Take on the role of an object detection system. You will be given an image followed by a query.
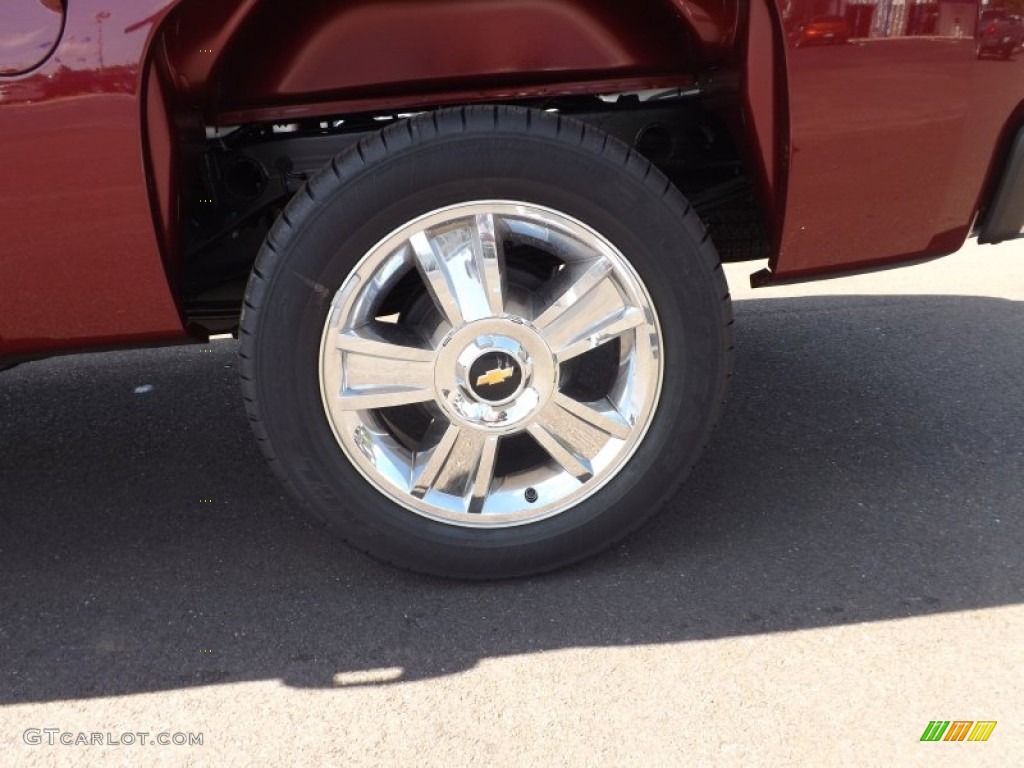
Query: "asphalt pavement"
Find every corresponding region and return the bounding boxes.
[1,239,1022,766]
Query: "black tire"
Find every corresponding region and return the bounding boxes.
[238,105,733,579]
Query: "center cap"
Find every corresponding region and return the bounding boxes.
[434,318,557,433]
[469,352,523,403]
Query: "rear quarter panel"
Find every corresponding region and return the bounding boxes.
[770,0,1024,278]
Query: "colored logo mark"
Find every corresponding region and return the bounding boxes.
[476,366,515,387]
[920,721,996,742]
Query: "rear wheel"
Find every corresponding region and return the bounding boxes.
[239,106,733,578]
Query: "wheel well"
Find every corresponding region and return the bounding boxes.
[175,95,770,335]
[159,0,718,123]
[145,1,773,336]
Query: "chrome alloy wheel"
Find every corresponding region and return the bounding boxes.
[319,201,663,528]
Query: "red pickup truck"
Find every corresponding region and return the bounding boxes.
[2,1,1022,577]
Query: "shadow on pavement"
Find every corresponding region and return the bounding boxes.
[1,294,1021,703]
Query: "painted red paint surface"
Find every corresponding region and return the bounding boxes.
[165,0,706,118]
[0,1,184,358]
[771,0,1024,277]
[0,0,1020,360]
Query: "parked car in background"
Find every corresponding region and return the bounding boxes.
[978,8,1024,58]
[2,0,1022,578]
[793,16,850,47]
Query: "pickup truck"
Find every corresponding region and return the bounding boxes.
[2,0,1022,578]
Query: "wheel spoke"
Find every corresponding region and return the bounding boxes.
[527,422,594,483]
[411,425,498,510]
[473,213,507,318]
[533,259,613,328]
[528,394,630,481]
[551,307,645,363]
[468,435,500,514]
[550,392,632,441]
[534,261,645,362]
[411,423,461,499]
[410,214,505,327]
[334,324,435,410]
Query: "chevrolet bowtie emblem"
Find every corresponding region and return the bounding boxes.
[476,366,515,387]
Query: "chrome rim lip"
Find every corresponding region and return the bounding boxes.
[318,201,664,529]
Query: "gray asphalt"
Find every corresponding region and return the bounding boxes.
[1,242,1022,766]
